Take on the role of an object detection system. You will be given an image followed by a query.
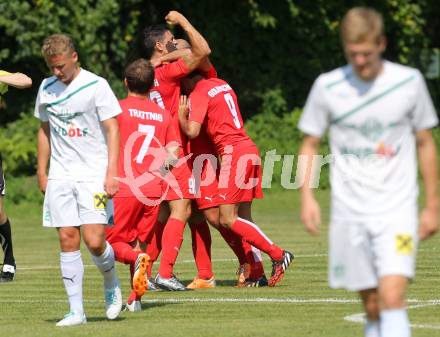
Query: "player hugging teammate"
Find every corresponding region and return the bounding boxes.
[33,10,295,325]
[107,10,295,310]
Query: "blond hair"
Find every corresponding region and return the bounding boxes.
[41,34,76,58]
[340,7,384,44]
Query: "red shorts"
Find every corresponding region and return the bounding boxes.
[106,196,160,244]
[164,162,196,201]
[217,143,263,204]
[192,155,220,210]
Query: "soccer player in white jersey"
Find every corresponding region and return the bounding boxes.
[298,7,438,337]
[0,70,32,282]
[34,34,123,326]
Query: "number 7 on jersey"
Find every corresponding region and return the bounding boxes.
[136,124,156,164]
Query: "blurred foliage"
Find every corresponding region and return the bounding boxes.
[0,0,439,180]
[0,112,39,175]
[3,175,42,205]
[245,101,331,189]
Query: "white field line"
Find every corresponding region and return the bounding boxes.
[0,297,360,304]
[344,301,440,330]
[3,296,440,329]
[2,297,440,305]
[17,254,328,271]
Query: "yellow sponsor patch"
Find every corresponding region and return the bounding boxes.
[395,234,413,255]
[93,193,108,209]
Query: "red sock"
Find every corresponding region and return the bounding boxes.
[158,218,186,278]
[217,225,248,264]
[146,221,165,278]
[111,242,141,265]
[190,222,213,279]
[127,289,141,304]
[245,244,265,279]
[231,217,283,261]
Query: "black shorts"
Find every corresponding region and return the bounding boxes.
[0,154,5,196]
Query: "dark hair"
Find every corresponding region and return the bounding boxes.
[124,59,154,94]
[143,24,169,59]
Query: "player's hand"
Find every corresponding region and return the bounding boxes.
[300,194,321,235]
[37,173,48,194]
[178,95,189,120]
[165,11,187,26]
[419,207,439,240]
[104,174,119,198]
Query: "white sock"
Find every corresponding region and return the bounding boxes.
[380,308,410,337]
[364,319,380,337]
[90,241,118,289]
[60,251,84,314]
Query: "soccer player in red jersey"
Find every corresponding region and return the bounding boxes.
[184,108,268,288]
[142,11,212,290]
[165,39,267,288]
[179,75,294,287]
[106,59,180,310]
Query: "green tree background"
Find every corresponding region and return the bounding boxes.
[0,0,439,178]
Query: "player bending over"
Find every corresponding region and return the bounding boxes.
[179,73,294,287]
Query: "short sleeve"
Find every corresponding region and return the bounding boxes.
[188,90,209,124]
[160,59,191,81]
[298,76,330,137]
[34,81,49,122]
[94,78,122,121]
[410,70,438,131]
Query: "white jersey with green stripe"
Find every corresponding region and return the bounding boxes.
[299,60,438,220]
[34,68,121,180]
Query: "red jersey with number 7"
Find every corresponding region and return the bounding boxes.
[116,96,180,198]
[188,78,253,155]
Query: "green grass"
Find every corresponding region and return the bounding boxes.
[1,189,439,337]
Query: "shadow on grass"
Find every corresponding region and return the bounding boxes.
[45,316,126,323]
[180,279,238,287]
[140,302,180,310]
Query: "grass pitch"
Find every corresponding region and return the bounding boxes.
[1,189,439,337]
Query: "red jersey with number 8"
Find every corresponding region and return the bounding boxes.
[117,96,179,198]
[188,78,252,155]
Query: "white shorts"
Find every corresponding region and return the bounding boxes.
[329,213,418,291]
[43,179,111,227]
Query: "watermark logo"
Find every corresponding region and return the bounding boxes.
[116,133,399,206]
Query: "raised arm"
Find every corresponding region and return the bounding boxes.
[37,122,50,193]
[165,11,211,72]
[153,48,191,67]
[416,129,439,240]
[0,72,32,89]
[102,117,120,198]
[298,135,322,235]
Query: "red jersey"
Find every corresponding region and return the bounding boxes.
[117,96,179,198]
[188,78,252,155]
[149,59,190,154]
[149,58,190,116]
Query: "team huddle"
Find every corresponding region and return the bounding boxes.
[33,10,293,326]
[0,6,438,337]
